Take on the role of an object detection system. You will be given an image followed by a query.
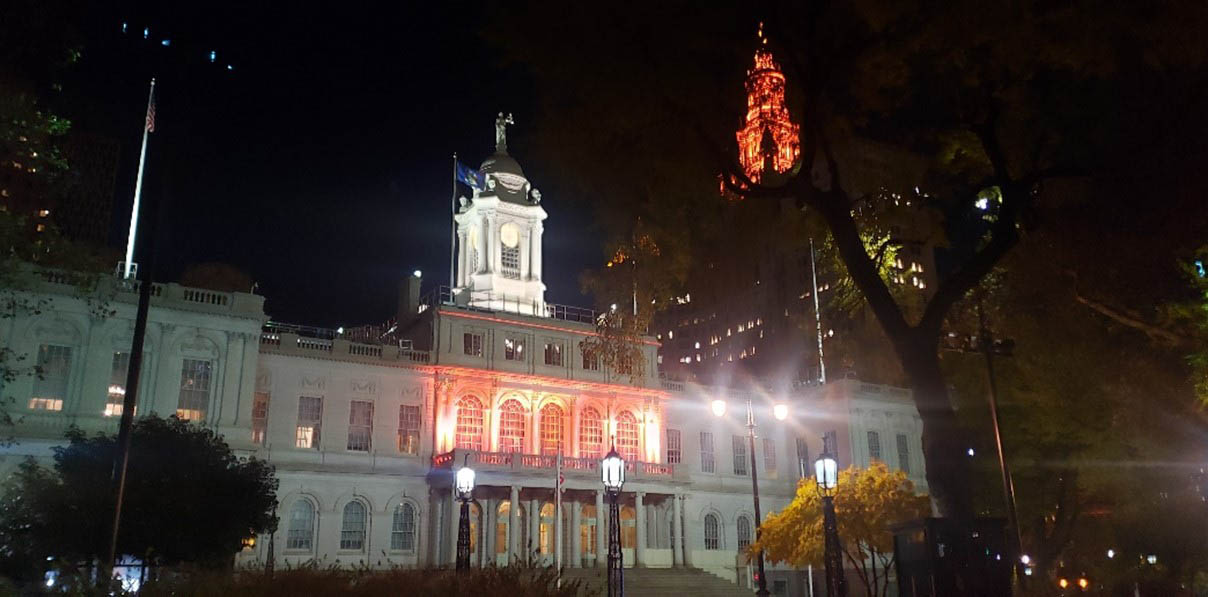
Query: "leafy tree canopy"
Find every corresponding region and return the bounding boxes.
[0,416,278,583]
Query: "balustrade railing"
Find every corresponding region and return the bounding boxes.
[432,449,673,477]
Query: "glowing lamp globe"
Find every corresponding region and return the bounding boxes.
[814,450,839,496]
[710,399,727,417]
[601,446,625,492]
[773,403,789,421]
[455,464,476,500]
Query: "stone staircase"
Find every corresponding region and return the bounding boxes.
[559,567,752,597]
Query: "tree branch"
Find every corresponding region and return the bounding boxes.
[1073,292,1192,346]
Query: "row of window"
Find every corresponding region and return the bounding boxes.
[286,499,417,552]
[867,430,913,474]
[27,344,215,422]
[463,333,623,372]
[251,393,423,453]
[282,497,754,556]
[453,397,640,460]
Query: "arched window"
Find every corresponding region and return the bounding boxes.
[285,499,315,551]
[704,513,721,550]
[580,407,603,458]
[498,399,526,453]
[616,411,639,462]
[540,403,564,455]
[340,501,367,551]
[456,396,484,450]
[581,504,597,555]
[620,505,637,548]
[539,502,556,554]
[736,515,752,551]
[391,503,417,551]
[496,501,511,555]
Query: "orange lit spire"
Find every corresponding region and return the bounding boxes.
[735,23,800,183]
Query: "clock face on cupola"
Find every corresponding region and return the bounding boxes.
[451,113,549,315]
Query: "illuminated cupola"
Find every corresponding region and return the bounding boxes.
[735,23,801,183]
[452,113,548,314]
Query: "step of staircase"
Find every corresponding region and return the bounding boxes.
[559,567,753,597]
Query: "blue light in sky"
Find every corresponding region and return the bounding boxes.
[161,39,170,47]
[226,64,234,71]
[143,27,149,39]
[209,50,217,63]
[121,22,127,34]
[1196,260,1205,278]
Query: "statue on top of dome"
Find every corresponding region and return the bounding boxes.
[495,112,515,153]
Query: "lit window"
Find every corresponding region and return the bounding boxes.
[668,330,674,339]
[867,430,882,462]
[500,223,521,279]
[398,404,421,454]
[580,407,603,458]
[763,437,776,472]
[29,345,70,410]
[176,359,213,421]
[616,411,640,461]
[252,391,270,445]
[37,209,49,217]
[35,223,45,232]
[737,515,752,551]
[666,428,682,464]
[285,499,315,550]
[498,399,526,453]
[505,337,526,361]
[897,433,911,475]
[295,396,323,449]
[391,503,417,551]
[704,513,720,550]
[455,396,484,450]
[340,501,367,551]
[539,403,564,455]
[700,431,715,473]
[581,346,600,371]
[544,341,563,366]
[463,332,483,357]
[347,400,374,451]
[105,351,130,416]
[733,435,748,476]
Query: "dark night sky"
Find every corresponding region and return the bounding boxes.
[64,3,600,328]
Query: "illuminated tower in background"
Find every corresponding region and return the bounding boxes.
[735,23,800,183]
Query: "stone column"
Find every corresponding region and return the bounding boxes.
[532,223,543,281]
[528,498,540,561]
[567,497,582,567]
[483,498,495,567]
[456,228,468,287]
[485,214,497,274]
[671,493,683,567]
[447,490,460,567]
[509,486,520,562]
[570,398,581,457]
[634,491,646,567]
[678,495,691,567]
[595,490,606,568]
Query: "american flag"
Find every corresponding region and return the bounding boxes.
[145,95,156,132]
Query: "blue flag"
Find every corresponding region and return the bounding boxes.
[456,161,484,191]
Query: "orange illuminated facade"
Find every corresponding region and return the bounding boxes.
[735,23,800,183]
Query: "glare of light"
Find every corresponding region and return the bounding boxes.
[143,27,149,39]
[161,39,170,47]
[1196,260,1205,278]
[773,403,789,421]
[610,304,617,312]
[336,327,344,335]
[975,197,990,210]
[210,50,217,63]
[1146,554,1158,565]
[108,385,125,396]
[1058,578,1068,589]
[413,269,422,278]
[967,448,976,457]
[1078,578,1089,589]
[226,64,234,71]
[1024,567,1033,576]
[121,22,128,33]
[1107,549,1115,559]
[711,399,727,417]
[1019,554,1031,565]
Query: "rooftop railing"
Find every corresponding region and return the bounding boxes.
[421,286,598,324]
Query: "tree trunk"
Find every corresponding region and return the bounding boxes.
[901,333,974,521]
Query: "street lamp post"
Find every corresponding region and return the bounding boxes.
[455,457,476,571]
[601,446,626,597]
[714,398,787,597]
[815,442,847,597]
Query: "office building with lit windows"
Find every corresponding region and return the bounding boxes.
[0,123,926,595]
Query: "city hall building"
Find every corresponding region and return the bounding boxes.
[0,125,926,594]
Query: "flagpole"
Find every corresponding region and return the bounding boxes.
[450,152,458,292]
[122,78,155,280]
